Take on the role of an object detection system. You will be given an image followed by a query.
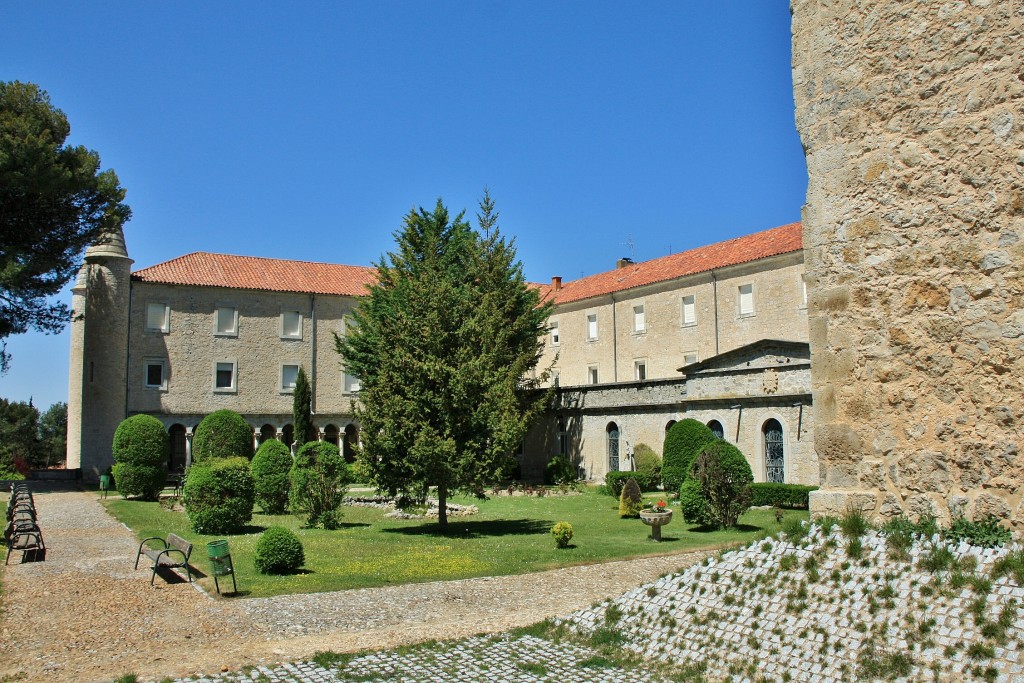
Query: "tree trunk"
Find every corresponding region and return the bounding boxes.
[437,482,448,529]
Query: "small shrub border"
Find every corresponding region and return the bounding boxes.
[750,483,818,510]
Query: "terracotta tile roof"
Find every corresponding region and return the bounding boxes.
[540,222,802,305]
[132,252,377,296]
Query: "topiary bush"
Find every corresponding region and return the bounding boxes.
[618,477,644,518]
[191,409,254,463]
[750,483,818,509]
[551,521,574,549]
[678,479,712,527]
[662,419,716,494]
[290,441,350,529]
[251,439,292,514]
[633,443,661,483]
[111,414,169,500]
[605,470,660,497]
[544,454,576,486]
[183,457,256,534]
[691,441,753,529]
[253,526,305,574]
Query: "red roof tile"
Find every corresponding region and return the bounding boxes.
[132,252,377,296]
[541,222,802,305]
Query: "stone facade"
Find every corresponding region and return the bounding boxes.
[792,1,1024,524]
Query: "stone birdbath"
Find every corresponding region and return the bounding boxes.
[639,503,673,542]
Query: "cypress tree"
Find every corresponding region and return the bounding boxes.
[292,367,312,447]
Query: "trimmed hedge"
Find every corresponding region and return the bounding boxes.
[251,439,293,514]
[633,443,661,481]
[290,441,350,529]
[183,457,256,534]
[192,409,254,463]
[750,483,817,509]
[544,455,576,486]
[111,414,169,500]
[618,477,644,518]
[605,470,660,497]
[662,419,716,493]
[254,526,305,574]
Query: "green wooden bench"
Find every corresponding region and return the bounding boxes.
[134,533,193,585]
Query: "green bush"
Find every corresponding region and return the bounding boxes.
[192,409,254,463]
[253,526,305,574]
[551,521,574,549]
[678,479,712,526]
[251,439,293,514]
[605,470,660,497]
[618,477,644,518]
[290,441,350,529]
[946,515,1012,548]
[183,457,256,534]
[662,419,716,494]
[633,443,661,481]
[690,441,753,529]
[544,454,576,486]
[750,483,818,509]
[111,414,169,500]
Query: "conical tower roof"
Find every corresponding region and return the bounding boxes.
[84,226,131,261]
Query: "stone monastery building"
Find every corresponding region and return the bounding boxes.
[67,221,817,486]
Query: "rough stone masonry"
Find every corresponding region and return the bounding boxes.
[791,1,1023,525]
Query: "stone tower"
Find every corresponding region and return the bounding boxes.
[66,228,133,480]
[792,2,1023,524]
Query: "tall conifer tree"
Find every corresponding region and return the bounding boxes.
[337,195,552,528]
[292,367,313,447]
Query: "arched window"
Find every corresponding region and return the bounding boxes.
[707,420,724,440]
[763,419,785,483]
[343,424,359,463]
[259,424,276,444]
[607,422,620,472]
[557,417,568,456]
[665,420,677,433]
[282,424,295,449]
[168,424,187,473]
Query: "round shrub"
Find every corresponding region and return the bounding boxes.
[551,521,574,549]
[618,477,644,518]
[544,454,576,486]
[290,441,350,529]
[192,409,254,463]
[662,419,716,494]
[691,441,754,529]
[251,439,292,514]
[253,526,305,574]
[183,457,256,534]
[633,443,661,482]
[111,414,169,500]
[678,479,712,527]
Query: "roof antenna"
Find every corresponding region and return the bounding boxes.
[622,234,636,262]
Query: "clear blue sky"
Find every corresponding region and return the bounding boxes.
[1,2,807,410]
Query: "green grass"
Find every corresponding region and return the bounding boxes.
[103,489,807,598]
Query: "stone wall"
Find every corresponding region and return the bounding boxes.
[792,1,1024,524]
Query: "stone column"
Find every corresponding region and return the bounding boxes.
[185,428,193,467]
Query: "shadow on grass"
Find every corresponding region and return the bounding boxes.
[297,522,371,531]
[382,518,554,538]
[683,523,765,534]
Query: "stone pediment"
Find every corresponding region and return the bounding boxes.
[677,339,809,377]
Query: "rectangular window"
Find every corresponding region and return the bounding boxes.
[214,361,236,392]
[801,278,808,308]
[343,372,362,394]
[281,311,302,339]
[145,303,169,333]
[635,361,647,381]
[739,284,754,316]
[586,313,598,340]
[682,295,696,325]
[633,305,645,333]
[281,364,299,392]
[215,306,238,336]
[683,352,698,365]
[588,366,599,385]
[550,321,560,346]
[551,369,560,387]
[144,359,167,389]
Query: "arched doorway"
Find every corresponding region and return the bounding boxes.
[343,424,359,463]
[282,424,294,450]
[763,419,785,483]
[168,424,187,473]
[707,419,725,440]
[323,424,340,448]
[259,424,276,444]
[606,422,620,473]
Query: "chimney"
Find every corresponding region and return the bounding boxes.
[551,276,562,291]
[616,257,634,269]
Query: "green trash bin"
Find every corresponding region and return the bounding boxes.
[99,474,111,499]
[206,540,237,595]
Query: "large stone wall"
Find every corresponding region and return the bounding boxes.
[792,2,1023,524]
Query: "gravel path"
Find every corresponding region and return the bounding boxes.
[0,486,710,683]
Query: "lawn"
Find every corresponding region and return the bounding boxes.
[102,488,808,598]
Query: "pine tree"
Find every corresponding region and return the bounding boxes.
[292,367,313,447]
[337,195,552,529]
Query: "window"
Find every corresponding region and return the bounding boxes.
[634,361,647,381]
[588,366,599,385]
[550,321,560,346]
[682,295,696,326]
[607,422,620,472]
[215,306,238,336]
[801,277,808,308]
[739,284,754,316]
[281,364,299,392]
[683,352,698,365]
[586,313,598,340]
[213,360,236,392]
[764,419,785,483]
[144,359,167,390]
[343,372,362,394]
[281,311,302,339]
[145,303,169,333]
[633,305,645,333]
[557,417,567,456]
[708,419,725,440]
[551,369,560,387]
